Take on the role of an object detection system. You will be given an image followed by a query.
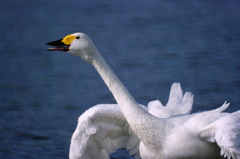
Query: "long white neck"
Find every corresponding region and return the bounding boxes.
[89,50,168,143]
[92,53,147,124]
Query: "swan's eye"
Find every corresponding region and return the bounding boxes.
[76,36,80,39]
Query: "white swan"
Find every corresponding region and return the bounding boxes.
[69,83,193,159]
[47,32,240,159]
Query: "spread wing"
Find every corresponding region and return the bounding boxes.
[69,104,140,159]
[148,83,193,118]
[69,83,195,159]
[200,110,240,159]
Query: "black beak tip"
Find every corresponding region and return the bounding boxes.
[46,39,65,46]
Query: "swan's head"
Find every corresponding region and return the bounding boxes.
[47,32,98,62]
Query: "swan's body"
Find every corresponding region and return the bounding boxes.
[47,33,240,159]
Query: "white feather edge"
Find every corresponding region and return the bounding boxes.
[69,104,140,159]
[200,110,240,159]
[148,83,194,118]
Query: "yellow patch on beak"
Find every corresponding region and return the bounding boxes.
[61,35,76,45]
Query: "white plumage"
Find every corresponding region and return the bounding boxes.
[47,32,240,159]
[70,83,192,159]
[200,110,240,159]
[69,104,140,159]
[148,83,193,118]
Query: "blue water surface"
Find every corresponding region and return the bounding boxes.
[0,0,240,158]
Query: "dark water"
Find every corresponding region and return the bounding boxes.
[0,0,240,158]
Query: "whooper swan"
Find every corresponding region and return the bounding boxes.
[47,32,240,159]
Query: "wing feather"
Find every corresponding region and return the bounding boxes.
[69,104,140,159]
[148,83,193,118]
[200,110,240,159]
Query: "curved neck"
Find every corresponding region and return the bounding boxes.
[91,53,146,120]
[89,51,168,141]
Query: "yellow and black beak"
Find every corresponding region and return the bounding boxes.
[47,38,69,51]
[47,35,77,52]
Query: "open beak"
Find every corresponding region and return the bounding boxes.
[46,39,70,52]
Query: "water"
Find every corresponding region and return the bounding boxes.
[0,0,240,158]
